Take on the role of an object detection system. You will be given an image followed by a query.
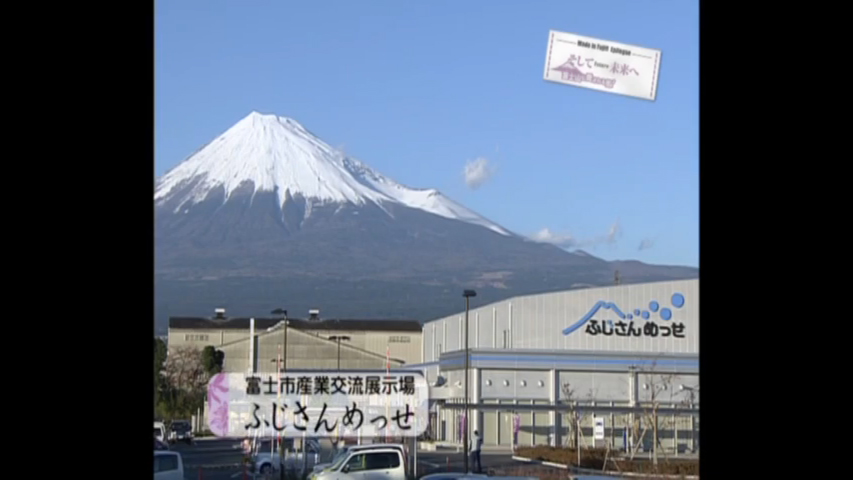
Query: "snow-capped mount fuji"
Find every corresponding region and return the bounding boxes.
[154,111,698,330]
[155,111,510,236]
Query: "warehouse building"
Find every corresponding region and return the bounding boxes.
[167,309,423,371]
[415,279,699,453]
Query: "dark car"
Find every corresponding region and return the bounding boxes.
[169,420,193,444]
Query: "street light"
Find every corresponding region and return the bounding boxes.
[329,335,351,370]
[462,289,476,473]
[678,384,699,407]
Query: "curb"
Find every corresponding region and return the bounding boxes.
[511,455,699,479]
[182,447,242,453]
[187,463,243,470]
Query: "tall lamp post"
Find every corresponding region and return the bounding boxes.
[271,308,288,480]
[329,335,351,370]
[462,289,477,473]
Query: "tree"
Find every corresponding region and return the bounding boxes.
[562,382,579,449]
[634,360,677,466]
[676,382,699,453]
[154,338,168,412]
[164,346,210,394]
[160,346,210,420]
[561,383,597,450]
[201,345,225,375]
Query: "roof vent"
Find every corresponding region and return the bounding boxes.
[308,309,320,321]
[214,308,226,319]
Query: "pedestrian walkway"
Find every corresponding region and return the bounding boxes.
[428,442,512,452]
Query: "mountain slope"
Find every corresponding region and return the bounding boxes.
[155,111,510,235]
[154,111,698,330]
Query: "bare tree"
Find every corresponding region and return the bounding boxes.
[561,383,579,449]
[635,361,676,466]
[562,383,600,470]
[676,382,699,454]
[163,346,210,396]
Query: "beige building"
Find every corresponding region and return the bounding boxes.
[167,309,423,371]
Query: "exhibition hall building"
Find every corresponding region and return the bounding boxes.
[413,279,699,453]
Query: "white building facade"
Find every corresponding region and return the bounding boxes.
[413,279,699,453]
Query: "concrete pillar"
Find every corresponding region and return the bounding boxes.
[628,368,639,406]
[508,303,513,347]
[548,369,560,446]
[610,402,615,450]
[674,410,679,456]
[248,318,256,375]
[471,368,481,440]
[628,368,638,452]
[492,308,497,347]
[690,414,696,453]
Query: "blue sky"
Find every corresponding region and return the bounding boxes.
[155,0,698,267]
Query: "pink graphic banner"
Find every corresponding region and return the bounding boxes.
[207,370,429,438]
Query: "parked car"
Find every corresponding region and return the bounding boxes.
[154,451,184,480]
[154,437,170,451]
[253,438,322,475]
[168,420,193,444]
[419,475,487,480]
[311,445,406,480]
[154,421,166,443]
[312,443,407,475]
[420,476,534,480]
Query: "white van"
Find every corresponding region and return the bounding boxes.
[154,421,166,442]
[312,447,405,480]
[154,451,184,480]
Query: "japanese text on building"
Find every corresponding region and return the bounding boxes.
[584,320,686,338]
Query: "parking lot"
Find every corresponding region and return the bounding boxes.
[172,439,520,480]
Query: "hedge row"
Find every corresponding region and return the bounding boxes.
[515,445,699,476]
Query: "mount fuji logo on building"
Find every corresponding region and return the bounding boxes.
[561,293,687,339]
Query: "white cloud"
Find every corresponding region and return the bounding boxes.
[605,220,622,244]
[463,157,495,189]
[531,220,622,250]
[531,228,577,248]
[638,238,655,251]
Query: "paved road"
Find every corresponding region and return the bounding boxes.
[416,451,518,475]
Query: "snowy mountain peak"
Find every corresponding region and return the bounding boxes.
[155,112,512,236]
[238,111,309,133]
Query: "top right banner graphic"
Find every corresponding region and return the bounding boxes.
[543,30,661,101]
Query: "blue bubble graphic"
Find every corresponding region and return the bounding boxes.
[641,311,650,320]
[660,308,672,321]
[627,314,633,320]
[649,301,659,312]
[634,309,641,316]
[672,293,685,308]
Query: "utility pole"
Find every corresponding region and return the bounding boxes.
[271,309,288,480]
[329,335,351,370]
